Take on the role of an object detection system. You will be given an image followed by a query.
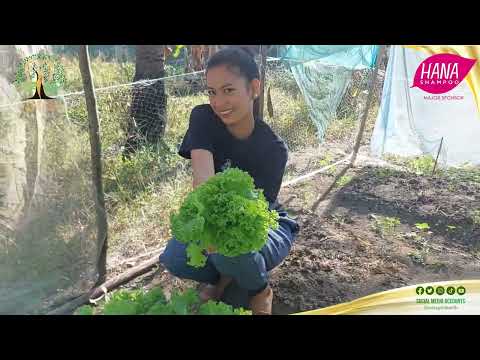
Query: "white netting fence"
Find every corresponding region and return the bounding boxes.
[0,47,385,314]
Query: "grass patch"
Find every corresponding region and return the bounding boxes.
[335,175,353,188]
[371,215,401,238]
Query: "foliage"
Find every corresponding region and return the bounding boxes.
[74,287,251,315]
[171,168,279,267]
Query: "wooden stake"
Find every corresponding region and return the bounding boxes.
[258,45,267,119]
[432,137,444,175]
[78,46,108,284]
[350,45,386,166]
[311,45,386,212]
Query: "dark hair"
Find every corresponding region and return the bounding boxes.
[206,46,261,117]
[206,46,259,81]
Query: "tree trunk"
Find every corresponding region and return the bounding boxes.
[29,70,52,99]
[123,45,167,157]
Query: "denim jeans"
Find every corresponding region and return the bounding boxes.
[159,210,299,295]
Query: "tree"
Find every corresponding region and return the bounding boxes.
[123,45,169,157]
[14,52,65,99]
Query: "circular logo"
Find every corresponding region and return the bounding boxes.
[13,52,65,100]
[436,286,445,296]
[416,286,425,295]
[457,286,466,295]
[426,286,435,295]
[447,286,456,295]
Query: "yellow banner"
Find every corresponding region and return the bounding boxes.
[293,280,480,315]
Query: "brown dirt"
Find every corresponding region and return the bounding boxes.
[270,163,480,314]
[106,155,480,315]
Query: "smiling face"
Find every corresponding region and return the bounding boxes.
[206,64,260,127]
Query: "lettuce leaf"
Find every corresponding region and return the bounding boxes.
[170,168,279,267]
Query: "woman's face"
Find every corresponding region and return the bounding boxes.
[206,64,259,126]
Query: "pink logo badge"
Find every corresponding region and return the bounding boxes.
[411,53,476,94]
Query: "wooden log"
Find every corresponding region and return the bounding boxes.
[88,253,164,301]
[47,251,165,315]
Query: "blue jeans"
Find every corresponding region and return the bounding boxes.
[159,210,299,295]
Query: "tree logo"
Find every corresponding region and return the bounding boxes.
[13,52,65,100]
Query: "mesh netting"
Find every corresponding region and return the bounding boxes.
[1,45,384,314]
[263,54,378,185]
[0,99,99,314]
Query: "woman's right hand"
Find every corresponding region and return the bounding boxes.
[206,245,217,254]
[191,149,215,188]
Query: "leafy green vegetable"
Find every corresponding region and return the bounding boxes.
[145,303,176,315]
[171,168,279,267]
[75,287,251,315]
[198,300,252,315]
[103,298,138,315]
[136,287,167,313]
[74,305,94,315]
[169,288,201,315]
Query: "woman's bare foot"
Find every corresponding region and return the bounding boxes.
[199,275,233,302]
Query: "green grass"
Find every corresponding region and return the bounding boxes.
[263,86,318,151]
[324,115,357,143]
[60,57,135,93]
[335,175,353,188]
[384,154,438,175]
[371,215,401,238]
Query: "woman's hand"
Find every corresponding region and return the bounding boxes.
[206,245,217,254]
[191,149,215,188]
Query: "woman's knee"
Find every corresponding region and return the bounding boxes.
[261,219,299,270]
[159,238,219,284]
[159,238,190,277]
[209,252,268,291]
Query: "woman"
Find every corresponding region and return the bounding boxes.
[159,47,300,315]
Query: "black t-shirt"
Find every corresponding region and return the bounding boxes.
[178,104,288,206]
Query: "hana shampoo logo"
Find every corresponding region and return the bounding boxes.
[411,53,476,94]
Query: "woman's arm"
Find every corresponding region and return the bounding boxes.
[191,149,215,188]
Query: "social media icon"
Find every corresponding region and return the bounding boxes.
[436,286,445,295]
[447,286,456,295]
[457,286,466,295]
[416,286,425,295]
[426,286,435,295]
